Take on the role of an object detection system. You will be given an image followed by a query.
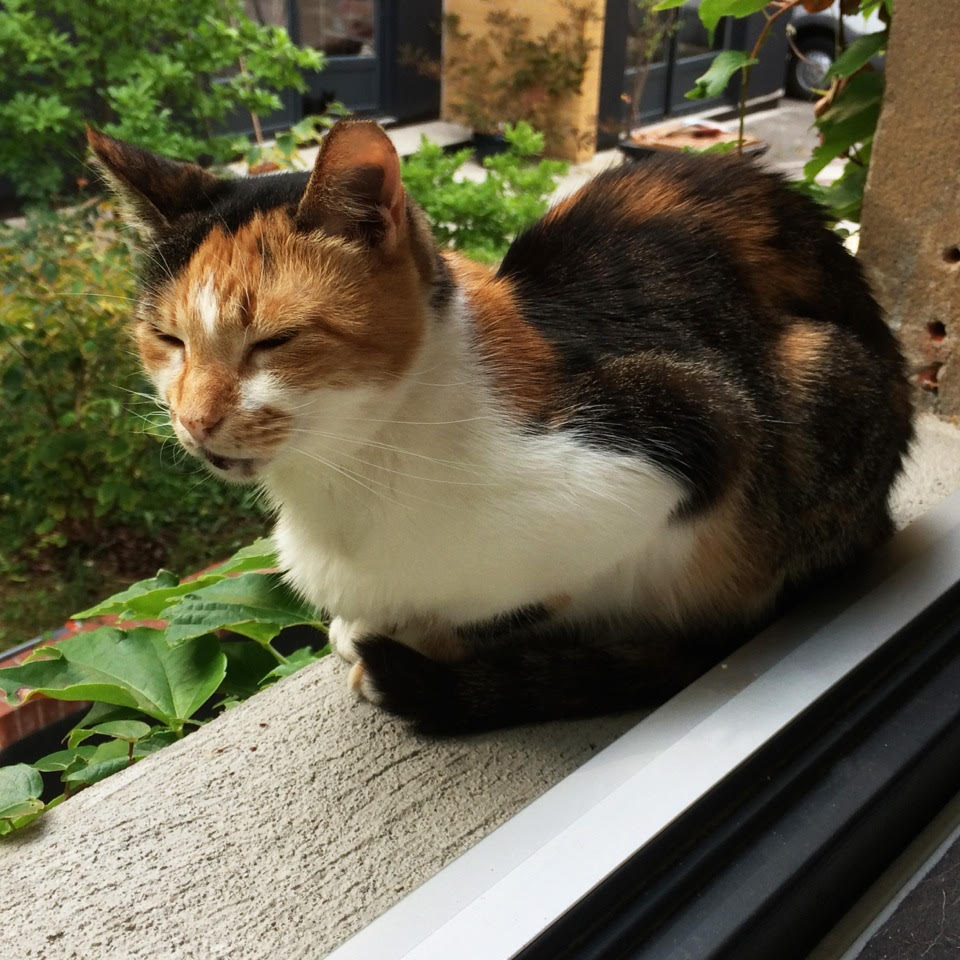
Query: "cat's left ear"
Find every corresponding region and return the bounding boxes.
[295,120,405,255]
[86,127,221,239]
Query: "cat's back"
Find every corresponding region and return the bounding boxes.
[488,153,912,586]
[496,153,899,372]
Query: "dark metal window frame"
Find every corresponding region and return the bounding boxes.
[231,0,442,140]
[328,490,960,959]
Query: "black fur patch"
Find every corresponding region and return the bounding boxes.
[355,621,718,736]
[429,250,456,312]
[455,603,550,645]
[144,172,310,289]
[495,155,908,519]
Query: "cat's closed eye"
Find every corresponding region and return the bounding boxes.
[151,326,183,349]
[252,330,298,352]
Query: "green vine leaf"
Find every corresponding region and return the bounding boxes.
[73,571,222,621]
[90,720,153,742]
[686,50,758,100]
[34,746,96,772]
[72,539,279,623]
[824,33,886,82]
[220,640,280,699]
[161,572,322,648]
[0,627,226,731]
[62,739,131,787]
[209,538,278,575]
[697,0,770,43]
[260,645,331,685]
[133,729,178,757]
[0,764,44,822]
[804,72,883,179]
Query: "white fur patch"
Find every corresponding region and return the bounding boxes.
[264,293,700,636]
[152,350,183,405]
[193,276,219,336]
[328,615,379,663]
[240,370,284,412]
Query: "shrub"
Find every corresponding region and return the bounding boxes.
[0,0,323,201]
[0,200,262,571]
[402,122,568,264]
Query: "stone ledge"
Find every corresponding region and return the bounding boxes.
[2,415,959,959]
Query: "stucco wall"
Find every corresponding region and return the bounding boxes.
[859,0,960,417]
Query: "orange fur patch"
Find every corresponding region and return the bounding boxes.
[684,495,782,624]
[136,205,431,459]
[445,253,558,419]
[146,208,427,395]
[777,321,831,393]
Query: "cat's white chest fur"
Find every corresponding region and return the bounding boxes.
[264,298,691,629]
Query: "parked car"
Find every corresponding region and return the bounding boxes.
[787,2,885,99]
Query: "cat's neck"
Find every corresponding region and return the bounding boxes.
[263,264,500,515]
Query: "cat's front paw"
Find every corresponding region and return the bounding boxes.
[348,636,458,733]
[328,616,379,664]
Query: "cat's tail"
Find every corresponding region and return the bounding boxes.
[354,620,723,735]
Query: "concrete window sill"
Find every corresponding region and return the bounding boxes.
[3,413,960,959]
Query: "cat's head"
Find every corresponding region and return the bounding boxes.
[87,121,445,484]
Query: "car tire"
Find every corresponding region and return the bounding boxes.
[786,34,836,100]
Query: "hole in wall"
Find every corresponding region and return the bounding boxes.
[927,321,947,342]
[943,246,960,264]
[917,363,942,393]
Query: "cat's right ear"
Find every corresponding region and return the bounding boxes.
[85,127,220,239]
[295,120,405,255]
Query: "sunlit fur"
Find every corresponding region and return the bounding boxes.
[90,121,912,733]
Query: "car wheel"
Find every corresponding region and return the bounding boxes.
[786,34,836,100]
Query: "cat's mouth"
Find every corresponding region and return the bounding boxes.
[201,448,261,480]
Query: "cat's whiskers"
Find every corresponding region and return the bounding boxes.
[287,427,482,472]
[314,444,494,488]
[47,291,142,304]
[335,414,499,426]
[144,244,177,288]
[288,445,415,512]
[378,355,487,390]
[283,395,324,412]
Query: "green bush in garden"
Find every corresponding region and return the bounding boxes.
[0,200,261,569]
[0,0,323,201]
[0,539,329,836]
[402,122,568,264]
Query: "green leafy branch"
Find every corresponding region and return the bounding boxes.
[654,0,892,224]
[0,539,328,836]
[232,105,351,173]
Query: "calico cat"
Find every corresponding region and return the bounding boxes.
[87,120,912,734]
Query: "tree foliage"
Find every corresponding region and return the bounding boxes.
[657,0,892,223]
[0,201,262,567]
[0,0,323,200]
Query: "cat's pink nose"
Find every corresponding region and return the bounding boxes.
[179,413,224,444]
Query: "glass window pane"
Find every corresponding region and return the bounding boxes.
[244,0,286,26]
[676,0,726,60]
[296,0,376,57]
[626,3,675,68]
